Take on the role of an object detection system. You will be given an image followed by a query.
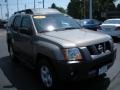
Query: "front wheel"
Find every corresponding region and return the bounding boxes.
[38,60,59,90]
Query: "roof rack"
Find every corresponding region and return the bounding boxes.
[14,8,61,15]
[14,9,33,14]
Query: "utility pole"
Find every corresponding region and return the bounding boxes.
[84,0,86,18]
[89,0,92,19]
[79,0,82,19]
[25,4,26,9]
[38,1,42,9]
[5,0,9,20]
[43,0,44,8]
[17,0,19,11]
[34,0,35,9]
[0,4,3,19]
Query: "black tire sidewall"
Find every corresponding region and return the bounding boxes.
[38,59,58,90]
[9,44,14,59]
[9,44,19,63]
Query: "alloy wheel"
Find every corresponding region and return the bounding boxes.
[40,65,53,88]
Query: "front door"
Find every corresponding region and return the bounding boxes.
[18,16,34,62]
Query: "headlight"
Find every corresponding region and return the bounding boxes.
[63,48,82,61]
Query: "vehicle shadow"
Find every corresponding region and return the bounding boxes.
[61,77,110,90]
[0,56,110,90]
[0,56,42,90]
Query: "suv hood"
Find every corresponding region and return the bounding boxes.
[39,29,112,48]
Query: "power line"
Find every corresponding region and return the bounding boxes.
[34,0,44,9]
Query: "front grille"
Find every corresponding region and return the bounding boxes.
[87,41,111,55]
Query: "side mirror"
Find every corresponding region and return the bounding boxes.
[20,27,31,35]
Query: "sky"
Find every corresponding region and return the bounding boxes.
[114,0,120,6]
[0,0,70,19]
[0,0,120,20]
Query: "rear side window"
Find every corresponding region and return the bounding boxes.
[103,19,120,24]
[8,16,14,27]
[13,16,21,30]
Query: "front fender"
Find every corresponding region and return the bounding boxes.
[34,41,64,60]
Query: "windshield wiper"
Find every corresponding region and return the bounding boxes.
[64,27,79,30]
[38,30,49,33]
[54,27,79,31]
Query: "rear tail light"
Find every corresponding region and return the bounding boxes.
[115,27,120,30]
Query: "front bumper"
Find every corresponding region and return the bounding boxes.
[54,49,116,81]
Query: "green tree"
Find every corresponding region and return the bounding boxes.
[51,3,57,9]
[67,0,81,19]
[51,3,66,13]
[67,0,116,20]
[57,7,66,13]
[93,0,116,20]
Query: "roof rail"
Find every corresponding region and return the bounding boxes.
[14,8,61,15]
[14,9,33,14]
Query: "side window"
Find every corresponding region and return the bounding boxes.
[20,16,32,35]
[21,17,31,29]
[8,15,14,27]
[13,16,21,31]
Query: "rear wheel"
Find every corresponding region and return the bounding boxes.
[9,44,19,63]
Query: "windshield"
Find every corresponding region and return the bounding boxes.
[103,19,120,24]
[33,14,80,32]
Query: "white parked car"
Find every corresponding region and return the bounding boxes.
[97,19,120,39]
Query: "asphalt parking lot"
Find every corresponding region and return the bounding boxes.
[0,29,120,90]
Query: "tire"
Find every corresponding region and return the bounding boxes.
[9,44,19,63]
[37,59,59,90]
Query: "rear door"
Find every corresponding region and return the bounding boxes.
[12,15,22,53]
